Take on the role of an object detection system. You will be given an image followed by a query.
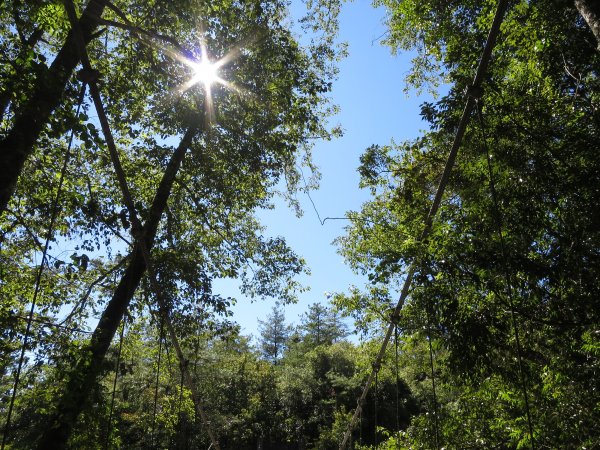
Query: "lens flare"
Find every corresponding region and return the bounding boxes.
[190,58,219,88]
[174,39,249,124]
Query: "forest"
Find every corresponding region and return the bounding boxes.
[1,0,599,449]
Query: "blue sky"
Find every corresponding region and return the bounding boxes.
[218,1,434,337]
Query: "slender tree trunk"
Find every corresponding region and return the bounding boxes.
[35,126,198,450]
[0,0,108,217]
[575,0,600,47]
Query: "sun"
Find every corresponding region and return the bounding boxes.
[174,40,246,124]
[190,58,220,88]
[177,48,228,124]
[178,46,226,94]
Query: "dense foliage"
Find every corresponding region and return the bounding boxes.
[335,0,600,448]
[0,0,344,447]
[1,0,600,449]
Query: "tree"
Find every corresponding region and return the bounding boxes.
[299,303,348,347]
[0,0,109,215]
[337,0,600,447]
[0,0,344,448]
[574,0,600,46]
[258,305,292,364]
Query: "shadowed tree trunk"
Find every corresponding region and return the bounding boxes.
[575,0,600,47]
[0,0,108,217]
[34,126,198,450]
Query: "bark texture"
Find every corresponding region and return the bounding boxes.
[575,0,600,48]
[0,0,108,216]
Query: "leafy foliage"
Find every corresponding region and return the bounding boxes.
[2,0,600,448]
[335,0,600,448]
[0,0,345,447]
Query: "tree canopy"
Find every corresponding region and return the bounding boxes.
[0,0,343,447]
[335,0,600,448]
[1,0,600,449]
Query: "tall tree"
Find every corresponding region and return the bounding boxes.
[0,0,344,448]
[0,0,109,215]
[337,0,600,447]
[574,0,600,46]
[299,303,348,347]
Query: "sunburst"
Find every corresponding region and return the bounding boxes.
[175,41,246,124]
[190,57,220,88]
[180,43,227,91]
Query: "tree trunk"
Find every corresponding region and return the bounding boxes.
[575,0,600,48]
[34,126,197,450]
[0,0,108,217]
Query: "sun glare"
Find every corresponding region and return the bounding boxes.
[191,58,219,87]
[174,40,247,124]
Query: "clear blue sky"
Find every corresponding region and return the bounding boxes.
[218,1,434,337]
